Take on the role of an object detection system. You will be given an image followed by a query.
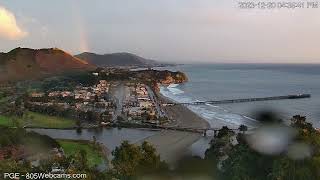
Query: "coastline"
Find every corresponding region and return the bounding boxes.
[138,92,210,165]
[160,94,209,129]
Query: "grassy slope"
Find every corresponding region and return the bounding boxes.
[58,140,105,167]
[0,97,9,103]
[26,111,76,128]
[0,111,75,128]
[0,115,14,127]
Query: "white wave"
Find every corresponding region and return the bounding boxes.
[160,86,258,128]
[167,84,184,95]
[206,103,228,111]
[244,115,258,122]
[168,87,184,95]
[160,87,189,103]
[205,104,219,108]
[167,84,179,88]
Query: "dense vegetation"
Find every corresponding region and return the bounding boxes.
[0,88,14,103]
[96,68,188,85]
[0,115,15,127]
[0,133,169,180]
[196,115,320,180]
[57,140,105,168]
[75,52,159,67]
[41,72,98,91]
[0,111,76,128]
[0,127,59,154]
[0,91,5,99]
[111,141,168,179]
[99,117,320,180]
[1,114,320,179]
[1,77,320,179]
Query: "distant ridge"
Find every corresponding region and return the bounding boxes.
[0,47,96,82]
[75,52,164,67]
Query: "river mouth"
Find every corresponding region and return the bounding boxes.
[28,128,158,151]
[28,127,212,165]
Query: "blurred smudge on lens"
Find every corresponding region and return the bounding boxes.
[246,125,296,155]
[253,110,283,124]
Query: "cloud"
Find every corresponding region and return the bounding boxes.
[0,6,28,40]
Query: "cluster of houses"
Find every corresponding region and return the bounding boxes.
[123,83,157,123]
[28,80,115,121]
[28,80,166,125]
[40,80,109,101]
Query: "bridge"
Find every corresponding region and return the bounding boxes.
[163,94,311,106]
[158,123,318,137]
[153,125,241,136]
[111,122,242,137]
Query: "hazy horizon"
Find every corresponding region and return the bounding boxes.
[1,0,320,64]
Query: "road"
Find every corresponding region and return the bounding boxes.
[146,86,165,118]
[112,83,125,121]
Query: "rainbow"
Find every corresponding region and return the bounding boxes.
[71,2,89,52]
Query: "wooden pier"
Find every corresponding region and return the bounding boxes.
[164,94,311,106]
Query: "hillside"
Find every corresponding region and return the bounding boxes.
[0,48,95,82]
[75,52,162,67]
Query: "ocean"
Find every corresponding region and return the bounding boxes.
[159,64,320,129]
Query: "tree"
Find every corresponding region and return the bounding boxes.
[270,153,320,180]
[117,116,125,122]
[112,141,143,178]
[111,141,168,178]
[221,143,274,180]
[75,119,81,127]
[76,120,82,134]
[73,149,88,170]
[205,126,236,169]
[137,141,167,175]
[291,115,314,133]
[76,127,82,134]
[238,124,248,134]
[0,159,31,175]
[217,126,234,138]
[11,117,21,128]
[207,116,320,180]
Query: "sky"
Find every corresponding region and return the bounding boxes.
[0,0,320,63]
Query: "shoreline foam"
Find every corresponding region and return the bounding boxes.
[160,85,259,129]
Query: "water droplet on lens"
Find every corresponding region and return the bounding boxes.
[246,125,296,155]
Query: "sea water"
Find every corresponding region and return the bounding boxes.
[159,64,320,128]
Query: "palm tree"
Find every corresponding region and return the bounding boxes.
[239,124,248,134]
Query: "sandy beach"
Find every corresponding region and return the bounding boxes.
[138,94,210,165]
